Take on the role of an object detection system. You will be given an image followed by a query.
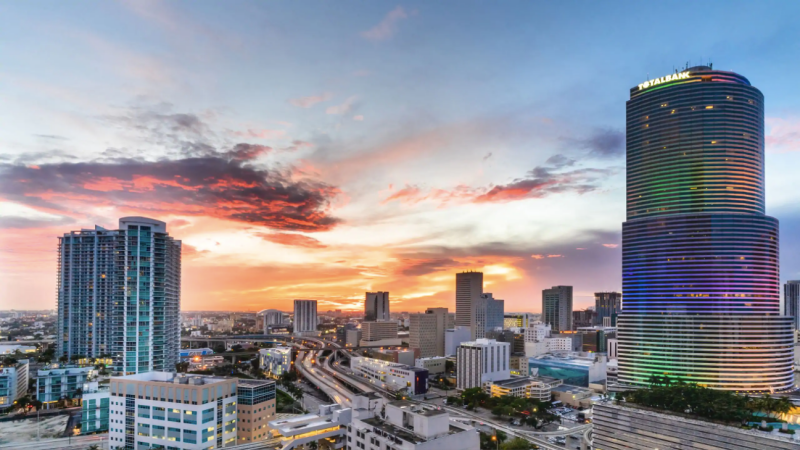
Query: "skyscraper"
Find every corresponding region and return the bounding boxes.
[618,66,794,391]
[482,293,505,333]
[594,292,622,325]
[409,307,453,357]
[57,217,181,375]
[785,281,800,331]
[542,286,572,333]
[293,300,318,335]
[455,272,484,340]
[365,291,390,322]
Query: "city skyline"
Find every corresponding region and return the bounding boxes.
[3,2,800,314]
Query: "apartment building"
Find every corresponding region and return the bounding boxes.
[36,365,94,405]
[258,346,292,379]
[456,339,510,391]
[0,359,29,409]
[108,372,238,450]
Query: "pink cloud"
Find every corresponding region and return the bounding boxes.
[353,115,364,121]
[256,232,327,249]
[602,244,618,248]
[530,254,544,260]
[361,6,410,41]
[289,93,333,108]
[547,254,563,258]
[326,97,357,115]
[766,117,800,153]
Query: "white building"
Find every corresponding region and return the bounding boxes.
[456,339,510,391]
[445,326,471,356]
[351,357,429,395]
[414,357,447,375]
[258,346,292,378]
[348,400,479,450]
[0,359,29,409]
[522,323,552,342]
[109,372,238,449]
[524,337,573,357]
[360,321,400,347]
[607,338,618,359]
[365,292,390,322]
[269,404,350,449]
[36,365,94,405]
[293,300,318,335]
[484,376,563,402]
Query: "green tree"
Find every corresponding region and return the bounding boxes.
[175,361,189,373]
[501,438,534,450]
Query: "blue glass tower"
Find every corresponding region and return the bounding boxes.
[617,66,794,392]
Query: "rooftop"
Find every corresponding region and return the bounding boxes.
[552,384,593,394]
[114,371,230,385]
[491,376,562,388]
[390,400,448,417]
[238,379,276,388]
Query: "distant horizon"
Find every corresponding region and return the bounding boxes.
[2,2,800,313]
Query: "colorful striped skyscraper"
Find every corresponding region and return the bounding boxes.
[617,66,795,392]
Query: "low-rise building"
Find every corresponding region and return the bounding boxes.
[414,357,447,375]
[593,402,800,450]
[348,400,479,450]
[528,353,607,387]
[109,372,238,449]
[351,356,429,395]
[81,381,109,434]
[551,384,596,408]
[509,353,529,377]
[372,349,417,366]
[346,329,363,347]
[522,323,552,342]
[0,358,29,409]
[237,379,277,445]
[268,403,350,449]
[484,376,563,402]
[0,344,36,354]
[259,346,293,379]
[36,365,94,406]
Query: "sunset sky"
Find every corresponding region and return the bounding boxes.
[3,1,800,313]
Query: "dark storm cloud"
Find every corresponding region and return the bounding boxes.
[0,156,341,232]
[396,258,460,276]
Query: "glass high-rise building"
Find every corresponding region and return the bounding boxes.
[57,217,181,375]
[785,281,800,331]
[617,66,794,391]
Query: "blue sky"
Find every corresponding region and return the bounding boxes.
[2,1,800,311]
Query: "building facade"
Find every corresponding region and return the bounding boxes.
[258,347,292,378]
[36,365,93,405]
[528,353,607,387]
[785,280,800,331]
[593,402,799,450]
[444,326,471,356]
[292,300,318,335]
[81,381,110,434]
[618,66,795,391]
[108,372,238,450]
[409,307,452,358]
[484,376,562,401]
[481,293,505,334]
[455,271,484,340]
[542,286,573,333]
[595,292,622,326]
[503,313,540,329]
[350,357,429,395]
[360,321,400,346]
[57,217,181,375]
[259,309,286,333]
[0,359,29,409]
[236,379,276,445]
[456,339,510,391]
[414,357,447,375]
[365,291,390,322]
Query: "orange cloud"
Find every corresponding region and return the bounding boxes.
[256,232,327,249]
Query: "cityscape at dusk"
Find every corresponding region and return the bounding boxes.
[3,2,800,312]
[4,3,800,450]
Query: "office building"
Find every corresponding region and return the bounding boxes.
[81,381,110,434]
[503,312,540,329]
[481,293,505,334]
[529,353,607,387]
[542,286,573,333]
[414,357,447,375]
[108,372,238,449]
[455,271,484,340]
[572,309,596,329]
[365,291,390,322]
[607,338,618,359]
[335,323,357,343]
[485,329,525,354]
[509,354,529,376]
[36,365,94,405]
[786,281,800,331]
[348,400,479,450]
[524,337,573,357]
[360,321,400,346]
[409,307,453,357]
[258,309,286,333]
[0,359,29,409]
[522,323,552,343]
[345,329,362,347]
[292,300,318,335]
[237,379,277,445]
[350,357,429,395]
[593,402,799,450]
[445,326,471,356]
[595,292,621,326]
[456,339,510,391]
[618,66,794,391]
[268,404,350,449]
[57,217,181,374]
[484,376,563,401]
[258,346,292,379]
[372,349,417,366]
